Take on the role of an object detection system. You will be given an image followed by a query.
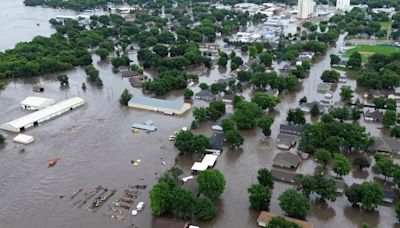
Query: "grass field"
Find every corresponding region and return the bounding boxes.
[344,45,400,62]
[380,21,390,31]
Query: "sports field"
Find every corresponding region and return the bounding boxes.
[344,45,400,62]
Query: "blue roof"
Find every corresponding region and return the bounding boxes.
[129,96,184,111]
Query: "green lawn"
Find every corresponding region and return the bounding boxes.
[380,21,390,31]
[344,45,400,62]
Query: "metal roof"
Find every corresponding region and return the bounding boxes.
[128,96,185,112]
[20,97,56,108]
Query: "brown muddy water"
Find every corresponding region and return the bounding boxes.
[0,1,399,228]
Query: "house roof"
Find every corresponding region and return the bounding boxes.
[128,96,185,112]
[383,188,395,200]
[195,89,215,99]
[276,133,297,145]
[20,96,56,108]
[273,152,301,168]
[13,134,34,144]
[154,218,189,228]
[191,162,208,171]
[121,70,140,77]
[364,110,384,120]
[257,211,314,228]
[209,132,224,151]
[202,154,218,167]
[371,136,400,153]
[280,124,303,135]
[271,168,297,183]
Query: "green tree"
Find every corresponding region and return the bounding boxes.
[233,101,263,129]
[257,168,274,189]
[258,116,274,137]
[310,104,320,117]
[193,107,208,123]
[295,175,316,197]
[153,44,169,57]
[149,182,173,215]
[382,110,396,128]
[95,48,109,60]
[225,130,244,148]
[174,131,209,155]
[221,118,236,133]
[340,87,353,102]
[278,189,310,220]
[197,169,226,200]
[347,52,362,68]
[351,108,361,121]
[57,74,69,86]
[259,52,273,67]
[199,83,209,90]
[345,184,363,207]
[390,125,400,138]
[359,181,383,211]
[330,54,340,65]
[171,188,195,219]
[119,89,133,106]
[251,93,280,110]
[183,88,194,99]
[333,154,351,177]
[194,197,216,221]
[396,203,400,222]
[218,56,227,67]
[313,174,337,202]
[286,108,306,125]
[373,155,394,180]
[330,107,350,121]
[353,155,370,170]
[249,46,258,58]
[248,184,271,210]
[321,70,339,83]
[315,149,332,167]
[266,216,301,228]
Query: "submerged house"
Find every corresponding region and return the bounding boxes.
[276,133,298,150]
[208,132,224,152]
[270,168,297,183]
[279,124,303,136]
[195,89,215,101]
[273,152,301,169]
[371,136,400,155]
[257,211,314,228]
[20,97,56,110]
[364,110,384,122]
[128,96,191,115]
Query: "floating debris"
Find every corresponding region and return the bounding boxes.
[47,158,59,167]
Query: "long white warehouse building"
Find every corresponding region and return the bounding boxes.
[0,97,85,132]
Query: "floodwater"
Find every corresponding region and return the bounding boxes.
[0,1,399,228]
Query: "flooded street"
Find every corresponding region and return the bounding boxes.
[0,1,399,228]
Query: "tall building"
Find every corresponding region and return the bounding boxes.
[336,0,350,11]
[297,0,315,19]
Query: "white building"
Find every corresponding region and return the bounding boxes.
[297,0,315,19]
[336,0,350,11]
[20,97,56,110]
[13,134,34,144]
[1,97,85,132]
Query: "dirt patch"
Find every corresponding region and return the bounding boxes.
[358,51,375,56]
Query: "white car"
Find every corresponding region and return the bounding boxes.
[136,202,145,211]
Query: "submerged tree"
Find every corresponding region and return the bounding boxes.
[119,88,133,106]
[197,169,226,200]
[248,184,271,211]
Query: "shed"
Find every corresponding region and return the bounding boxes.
[334,179,347,193]
[154,218,190,228]
[383,188,395,203]
[364,110,384,122]
[273,152,301,169]
[257,211,313,228]
[0,97,85,132]
[191,162,208,172]
[195,90,215,101]
[131,123,157,132]
[271,168,297,183]
[209,132,224,151]
[279,124,303,136]
[276,133,297,150]
[20,97,56,110]
[128,96,191,115]
[13,134,34,144]
[201,154,218,167]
